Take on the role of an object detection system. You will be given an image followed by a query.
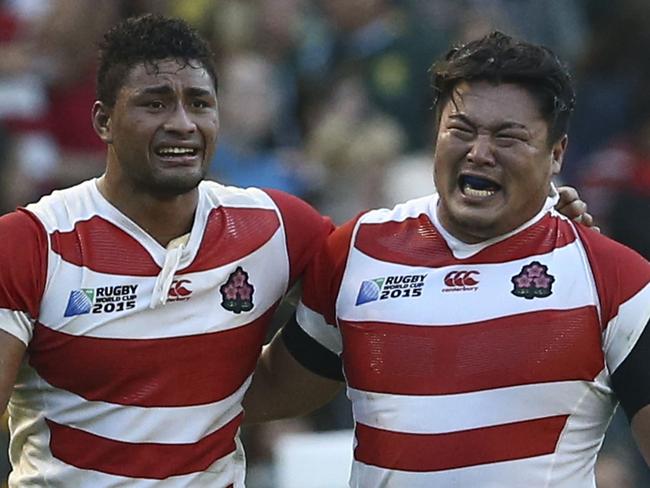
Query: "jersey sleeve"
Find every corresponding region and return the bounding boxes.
[282,215,362,380]
[0,209,48,345]
[577,226,650,420]
[264,189,334,287]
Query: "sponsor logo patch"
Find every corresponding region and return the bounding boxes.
[511,261,555,299]
[355,274,427,305]
[442,270,480,292]
[64,285,138,317]
[168,279,192,302]
[220,267,254,314]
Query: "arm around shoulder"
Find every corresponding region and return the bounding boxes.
[243,327,343,424]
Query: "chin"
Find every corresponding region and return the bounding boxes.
[148,172,205,197]
[447,206,504,240]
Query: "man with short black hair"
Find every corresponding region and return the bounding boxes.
[0,14,332,487]
[245,32,650,487]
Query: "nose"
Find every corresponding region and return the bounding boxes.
[163,104,197,134]
[467,134,495,166]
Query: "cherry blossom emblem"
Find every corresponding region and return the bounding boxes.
[220,266,254,313]
[510,261,555,300]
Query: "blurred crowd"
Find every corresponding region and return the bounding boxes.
[0,0,649,486]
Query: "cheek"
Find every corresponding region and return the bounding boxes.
[434,140,464,178]
[202,117,219,139]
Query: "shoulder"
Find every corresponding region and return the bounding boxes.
[358,194,436,226]
[311,196,436,277]
[262,189,335,285]
[352,195,442,265]
[575,224,650,322]
[576,225,650,283]
[201,180,278,209]
[0,209,48,246]
[263,189,330,230]
[0,209,48,318]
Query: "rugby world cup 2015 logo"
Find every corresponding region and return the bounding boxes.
[355,274,426,306]
[64,285,138,316]
[355,278,386,305]
[64,289,95,316]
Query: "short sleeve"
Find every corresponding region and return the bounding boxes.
[282,216,361,378]
[264,189,334,287]
[0,209,48,344]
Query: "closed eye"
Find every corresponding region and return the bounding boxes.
[448,126,474,139]
[495,131,528,145]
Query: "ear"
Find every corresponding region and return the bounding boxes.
[550,135,568,175]
[92,101,113,144]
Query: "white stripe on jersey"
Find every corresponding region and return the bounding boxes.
[337,242,597,326]
[8,436,246,488]
[348,375,610,434]
[0,309,33,345]
[38,230,288,339]
[296,302,342,354]
[604,282,650,373]
[10,369,250,444]
[358,195,434,225]
[349,454,593,488]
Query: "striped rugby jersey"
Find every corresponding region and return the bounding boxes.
[292,193,650,487]
[0,178,331,487]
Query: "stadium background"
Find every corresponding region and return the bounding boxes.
[0,0,649,486]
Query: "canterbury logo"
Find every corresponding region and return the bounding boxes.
[168,279,192,301]
[443,270,480,292]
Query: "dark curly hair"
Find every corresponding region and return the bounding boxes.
[431,31,575,145]
[96,14,218,106]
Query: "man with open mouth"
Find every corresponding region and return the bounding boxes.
[245,31,650,487]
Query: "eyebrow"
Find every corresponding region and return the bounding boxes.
[136,85,214,97]
[448,113,528,131]
[138,85,174,96]
[185,87,213,98]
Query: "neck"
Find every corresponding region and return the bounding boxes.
[96,175,199,247]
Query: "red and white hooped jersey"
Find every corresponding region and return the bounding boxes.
[296,194,650,487]
[0,178,331,487]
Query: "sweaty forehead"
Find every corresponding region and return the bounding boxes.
[444,81,545,126]
[122,58,215,95]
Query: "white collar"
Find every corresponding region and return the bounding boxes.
[429,184,559,260]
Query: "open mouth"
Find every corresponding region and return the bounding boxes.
[458,174,501,198]
[155,146,199,158]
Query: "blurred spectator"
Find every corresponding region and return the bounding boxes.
[210,53,319,198]
[306,76,405,222]
[566,0,650,180]
[579,97,650,258]
[0,0,50,212]
[303,0,445,151]
[0,0,162,213]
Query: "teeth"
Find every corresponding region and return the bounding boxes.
[157,147,196,155]
[463,185,496,198]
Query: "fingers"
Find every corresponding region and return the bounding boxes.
[558,199,588,219]
[556,185,580,209]
[579,212,593,227]
[572,212,601,232]
[555,186,599,230]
